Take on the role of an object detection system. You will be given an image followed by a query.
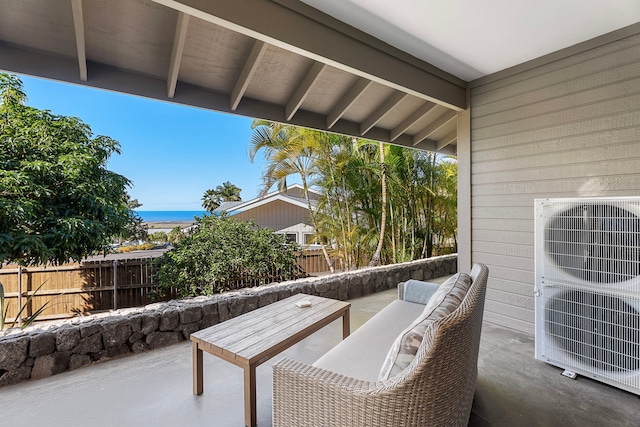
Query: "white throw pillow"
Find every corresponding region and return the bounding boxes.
[378,273,472,380]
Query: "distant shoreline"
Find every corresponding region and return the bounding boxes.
[145,220,195,230]
[136,210,207,223]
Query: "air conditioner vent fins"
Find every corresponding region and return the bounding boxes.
[535,197,640,395]
[545,204,640,284]
[545,289,640,372]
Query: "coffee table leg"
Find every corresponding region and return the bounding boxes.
[342,308,351,338]
[193,341,203,395]
[244,364,257,427]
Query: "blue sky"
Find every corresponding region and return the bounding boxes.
[18,75,269,210]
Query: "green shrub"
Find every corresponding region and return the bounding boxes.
[149,231,168,243]
[156,215,302,297]
[116,242,155,253]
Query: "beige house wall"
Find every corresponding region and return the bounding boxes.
[469,31,640,334]
[232,199,313,243]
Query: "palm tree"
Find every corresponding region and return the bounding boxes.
[202,189,221,213]
[369,140,387,267]
[201,181,242,213]
[249,121,335,272]
[167,226,184,244]
[314,136,383,269]
[216,181,242,202]
[315,139,457,266]
[314,134,357,269]
[432,158,458,255]
[248,122,458,268]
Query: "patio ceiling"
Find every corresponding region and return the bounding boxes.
[1,1,639,156]
[0,0,467,155]
[300,0,640,82]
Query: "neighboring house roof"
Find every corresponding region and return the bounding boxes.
[284,195,314,207]
[221,184,318,215]
[262,183,320,200]
[216,201,244,213]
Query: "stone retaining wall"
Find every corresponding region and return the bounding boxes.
[0,255,457,387]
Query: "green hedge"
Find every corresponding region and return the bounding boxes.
[156,215,302,297]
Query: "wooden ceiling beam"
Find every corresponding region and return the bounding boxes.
[167,12,190,99]
[414,138,456,155]
[285,62,326,121]
[153,0,467,110]
[437,129,457,151]
[412,110,457,146]
[70,0,87,82]
[327,78,371,129]
[390,101,437,142]
[360,92,408,136]
[231,40,267,111]
[0,43,454,155]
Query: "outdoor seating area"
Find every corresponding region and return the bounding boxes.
[3,278,638,427]
[272,264,488,426]
[2,2,640,426]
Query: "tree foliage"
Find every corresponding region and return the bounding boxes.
[167,226,184,244]
[201,181,242,212]
[0,73,133,266]
[156,215,301,297]
[249,121,317,196]
[149,231,168,243]
[115,195,148,243]
[250,122,458,269]
[316,139,458,267]
[249,121,335,271]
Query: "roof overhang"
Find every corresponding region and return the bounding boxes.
[229,194,311,213]
[0,0,466,155]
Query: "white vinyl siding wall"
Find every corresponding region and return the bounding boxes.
[469,32,640,335]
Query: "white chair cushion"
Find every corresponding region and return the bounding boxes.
[313,299,424,381]
[378,273,472,380]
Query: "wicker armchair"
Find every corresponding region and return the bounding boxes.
[272,264,489,427]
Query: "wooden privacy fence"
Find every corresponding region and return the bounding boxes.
[296,249,343,274]
[0,258,172,324]
[0,251,339,324]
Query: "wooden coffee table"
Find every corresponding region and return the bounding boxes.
[190,293,351,427]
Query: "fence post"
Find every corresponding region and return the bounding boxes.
[17,265,22,327]
[113,260,118,310]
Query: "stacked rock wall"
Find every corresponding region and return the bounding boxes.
[0,255,456,387]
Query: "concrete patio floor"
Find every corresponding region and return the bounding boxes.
[2,287,639,427]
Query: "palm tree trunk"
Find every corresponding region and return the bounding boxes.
[369,141,387,267]
[300,176,335,273]
[326,150,349,271]
[389,202,397,264]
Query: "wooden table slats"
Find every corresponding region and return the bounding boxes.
[195,295,333,353]
[192,294,312,344]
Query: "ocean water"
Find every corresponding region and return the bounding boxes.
[136,210,207,222]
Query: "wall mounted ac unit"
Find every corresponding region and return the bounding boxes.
[535,197,640,395]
